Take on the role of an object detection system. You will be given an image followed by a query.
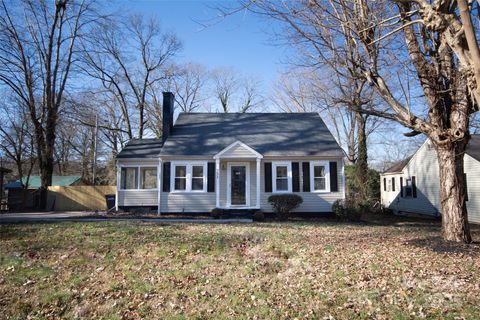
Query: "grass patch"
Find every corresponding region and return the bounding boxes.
[0,218,479,318]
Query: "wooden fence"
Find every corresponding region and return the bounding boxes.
[47,186,116,211]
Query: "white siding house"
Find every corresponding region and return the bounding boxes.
[380,137,480,224]
[115,92,346,214]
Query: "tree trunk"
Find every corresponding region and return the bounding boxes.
[436,143,471,243]
[355,112,368,201]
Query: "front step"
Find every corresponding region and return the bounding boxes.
[221,209,257,219]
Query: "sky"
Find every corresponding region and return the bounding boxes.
[110,0,422,168]
[117,0,286,86]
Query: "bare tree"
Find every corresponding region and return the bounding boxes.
[0,105,36,190]
[0,0,96,208]
[229,0,479,242]
[170,63,209,113]
[211,68,263,113]
[82,13,182,139]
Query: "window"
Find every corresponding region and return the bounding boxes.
[174,165,187,191]
[405,178,412,197]
[387,179,392,192]
[141,167,157,189]
[272,162,292,193]
[121,167,138,189]
[171,162,207,192]
[191,165,204,191]
[310,161,330,192]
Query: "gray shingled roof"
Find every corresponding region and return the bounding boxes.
[116,139,163,159]
[383,156,412,174]
[467,134,480,161]
[159,113,344,157]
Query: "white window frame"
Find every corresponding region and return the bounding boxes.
[170,161,208,193]
[119,165,158,190]
[310,161,330,193]
[272,161,292,193]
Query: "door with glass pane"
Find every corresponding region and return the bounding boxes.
[230,165,246,205]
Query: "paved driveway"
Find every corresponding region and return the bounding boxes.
[0,211,95,223]
[0,211,252,224]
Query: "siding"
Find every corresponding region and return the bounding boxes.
[118,158,345,213]
[465,154,480,223]
[118,190,158,206]
[260,159,344,212]
[160,192,215,212]
[380,141,480,223]
[220,143,258,158]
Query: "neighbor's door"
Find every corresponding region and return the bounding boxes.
[230,165,246,205]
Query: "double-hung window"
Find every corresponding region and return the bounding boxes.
[171,162,207,192]
[310,161,330,192]
[272,162,292,193]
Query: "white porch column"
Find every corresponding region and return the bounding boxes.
[157,159,162,215]
[256,158,261,209]
[115,164,120,211]
[215,158,220,208]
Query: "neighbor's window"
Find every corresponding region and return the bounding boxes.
[310,161,330,192]
[174,165,187,191]
[272,162,292,193]
[387,179,392,192]
[141,167,157,189]
[121,167,138,189]
[405,178,412,197]
[171,162,207,192]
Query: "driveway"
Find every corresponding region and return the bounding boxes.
[0,211,252,224]
[0,211,95,223]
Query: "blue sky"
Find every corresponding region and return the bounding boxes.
[118,0,286,85]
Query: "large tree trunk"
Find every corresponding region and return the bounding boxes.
[354,112,368,201]
[436,143,471,243]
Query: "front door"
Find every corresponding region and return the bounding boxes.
[230,165,247,206]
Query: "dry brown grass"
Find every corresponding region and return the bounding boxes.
[0,216,479,319]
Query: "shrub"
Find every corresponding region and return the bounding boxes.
[210,208,223,219]
[267,194,303,218]
[252,210,265,222]
[332,199,362,222]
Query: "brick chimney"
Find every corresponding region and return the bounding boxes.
[162,92,174,143]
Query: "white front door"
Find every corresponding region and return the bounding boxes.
[227,162,250,207]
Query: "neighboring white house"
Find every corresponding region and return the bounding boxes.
[114,92,346,214]
[380,136,480,224]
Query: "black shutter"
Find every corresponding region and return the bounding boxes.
[162,162,171,192]
[207,162,215,192]
[412,176,417,198]
[329,161,338,192]
[400,177,404,197]
[264,162,272,192]
[464,173,469,202]
[302,162,310,192]
[292,162,300,192]
[392,177,395,192]
[383,178,386,191]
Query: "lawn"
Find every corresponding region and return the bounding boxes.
[0,216,479,319]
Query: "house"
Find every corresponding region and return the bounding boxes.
[5,175,82,210]
[380,136,480,223]
[115,92,345,214]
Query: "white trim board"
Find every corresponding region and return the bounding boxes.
[214,140,263,159]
